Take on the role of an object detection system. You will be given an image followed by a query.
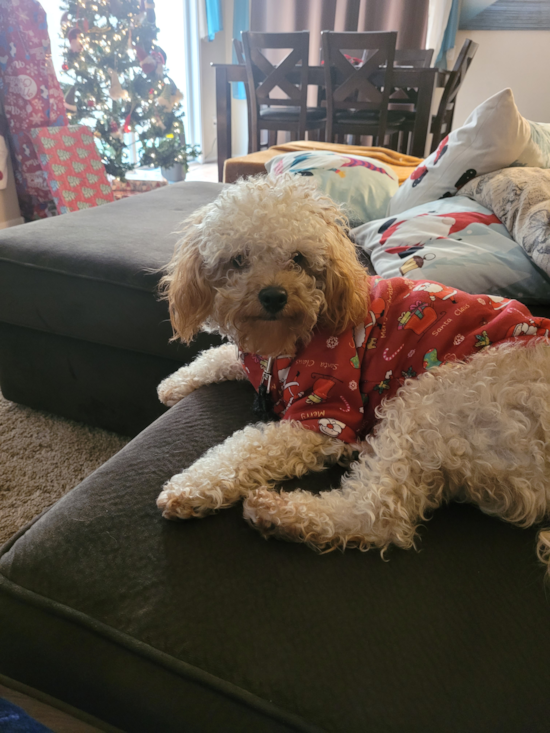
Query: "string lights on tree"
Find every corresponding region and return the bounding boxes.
[60,0,198,179]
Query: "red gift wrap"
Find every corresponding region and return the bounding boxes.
[0,0,68,219]
[31,125,114,213]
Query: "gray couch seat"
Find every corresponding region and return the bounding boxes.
[0,381,549,733]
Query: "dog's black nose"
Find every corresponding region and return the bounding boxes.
[259,286,288,315]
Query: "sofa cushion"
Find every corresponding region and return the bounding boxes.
[1,381,550,733]
[0,181,225,361]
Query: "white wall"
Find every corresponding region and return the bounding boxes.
[198,0,249,162]
[452,29,550,128]
[199,29,228,162]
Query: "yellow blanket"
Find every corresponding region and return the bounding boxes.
[223,141,422,186]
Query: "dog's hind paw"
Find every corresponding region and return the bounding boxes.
[243,488,306,543]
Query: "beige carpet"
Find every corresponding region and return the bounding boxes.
[0,390,129,546]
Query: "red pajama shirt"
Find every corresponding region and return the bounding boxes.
[241,277,550,444]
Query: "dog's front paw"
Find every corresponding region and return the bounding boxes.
[157,482,210,520]
[157,469,233,520]
[157,371,197,406]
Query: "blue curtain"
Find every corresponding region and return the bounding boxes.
[205,0,223,41]
[436,0,461,69]
[232,0,249,100]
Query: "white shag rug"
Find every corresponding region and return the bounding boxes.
[0,390,129,546]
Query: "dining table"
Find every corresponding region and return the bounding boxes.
[212,63,448,182]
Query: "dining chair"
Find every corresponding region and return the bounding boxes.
[241,31,326,152]
[233,37,245,65]
[394,48,434,68]
[321,31,401,146]
[387,39,478,156]
[384,48,434,153]
[430,38,479,152]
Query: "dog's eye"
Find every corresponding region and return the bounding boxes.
[292,252,306,267]
[231,254,247,270]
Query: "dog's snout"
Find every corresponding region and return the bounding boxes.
[259,286,288,315]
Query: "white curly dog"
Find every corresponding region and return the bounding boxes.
[156,174,550,574]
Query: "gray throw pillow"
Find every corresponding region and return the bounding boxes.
[461,167,550,277]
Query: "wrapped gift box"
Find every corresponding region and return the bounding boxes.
[30,125,114,214]
[111,178,168,200]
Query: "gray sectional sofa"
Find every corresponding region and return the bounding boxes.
[0,182,549,733]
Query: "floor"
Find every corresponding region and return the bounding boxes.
[0,163,220,733]
[0,682,113,732]
[185,162,219,182]
[125,162,219,184]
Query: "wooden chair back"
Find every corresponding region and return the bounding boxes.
[242,31,310,150]
[430,38,479,151]
[394,48,434,68]
[233,38,245,65]
[321,31,397,142]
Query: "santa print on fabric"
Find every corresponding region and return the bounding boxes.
[0,117,8,189]
[0,0,68,219]
[377,209,501,256]
[241,278,550,444]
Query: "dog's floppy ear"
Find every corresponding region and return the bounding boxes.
[159,216,215,344]
[320,224,370,334]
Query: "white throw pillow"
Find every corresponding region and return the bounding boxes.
[516,121,550,168]
[266,150,399,226]
[389,88,531,216]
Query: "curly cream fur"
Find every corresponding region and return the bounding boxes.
[158,175,550,579]
[157,420,354,518]
[158,343,246,406]
[243,342,550,560]
[159,174,369,357]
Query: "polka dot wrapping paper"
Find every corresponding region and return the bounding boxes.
[30,125,114,214]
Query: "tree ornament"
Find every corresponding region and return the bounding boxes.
[135,43,157,75]
[156,82,173,110]
[87,98,96,108]
[172,86,183,107]
[136,3,146,24]
[157,79,183,112]
[64,85,77,112]
[140,0,156,25]
[62,62,69,71]
[151,47,166,77]
[67,27,83,53]
[108,69,129,100]
[110,120,123,140]
[123,111,132,133]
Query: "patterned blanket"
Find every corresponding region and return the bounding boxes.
[461,167,550,277]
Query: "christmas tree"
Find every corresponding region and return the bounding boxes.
[60,0,199,179]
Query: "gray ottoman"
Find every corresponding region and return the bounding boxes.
[0,182,224,435]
